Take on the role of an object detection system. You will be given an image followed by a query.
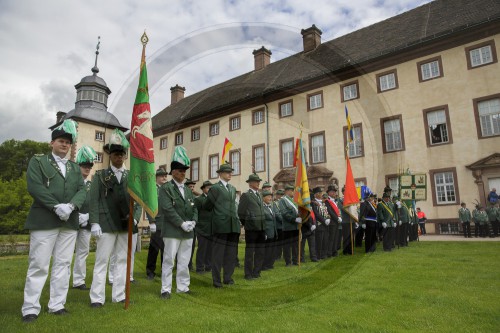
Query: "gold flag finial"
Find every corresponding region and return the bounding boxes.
[141,31,149,46]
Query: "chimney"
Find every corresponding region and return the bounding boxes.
[252,46,272,71]
[170,84,185,105]
[301,24,322,52]
[56,111,67,123]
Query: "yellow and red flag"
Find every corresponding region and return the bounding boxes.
[293,136,311,214]
[221,137,233,162]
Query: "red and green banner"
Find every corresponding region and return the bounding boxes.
[128,32,158,218]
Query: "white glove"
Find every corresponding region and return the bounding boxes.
[396,201,402,208]
[54,203,74,221]
[362,224,366,229]
[295,217,302,223]
[265,234,268,240]
[79,213,89,228]
[134,219,138,226]
[325,219,330,226]
[338,217,342,223]
[181,222,191,232]
[382,222,387,229]
[91,223,102,238]
[355,223,359,229]
[399,220,402,226]
[149,223,157,233]
[311,225,316,232]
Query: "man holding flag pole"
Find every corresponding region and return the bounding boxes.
[342,106,360,255]
[125,31,158,308]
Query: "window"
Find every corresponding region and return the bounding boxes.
[175,132,183,145]
[160,137,168,150]
[473,94,500,138]
[253,144,265,173]
[95,131,105,142]
[191,128,200,141]
[280,138,294,169]
[229,150,241,175]
[230,116,241,131]
[309,131,326,164]
[377,70,398,92]
[209,154,219,179]
[94,152,103,163]
[354,179,366,188]
[343,124,363,158]
[417,56,443,82]
[279,100,293,118]
[341,81,359,102]
[252,109,265,125]
[386,175,399,198]
[381,115,405,153]
[466,40,497,69]
[190,158,199,182]
[430,167,459,205]
[423,106,453,146]
[307,91,323,111]
[209,122,219,136]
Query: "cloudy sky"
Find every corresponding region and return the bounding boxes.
[0,0,431,143]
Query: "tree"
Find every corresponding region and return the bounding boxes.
[0,175,32,234]
[0,139,51,181]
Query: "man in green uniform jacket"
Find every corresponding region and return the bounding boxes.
[458,202,472,238]
[158,153,197,299]
[203,163,240,288]
[22,121,86,322]
[279,184,302,266]
[377,193,396,252]
[89,133,140,307]
[194,181,213,273]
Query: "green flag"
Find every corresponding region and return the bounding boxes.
[127,32,157,218]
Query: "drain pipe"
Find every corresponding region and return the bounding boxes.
[264,102,270,182]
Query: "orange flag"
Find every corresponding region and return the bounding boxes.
[221,138,233,162]
[343,156,359,207]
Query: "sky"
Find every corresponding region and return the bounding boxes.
[0,0,431,143]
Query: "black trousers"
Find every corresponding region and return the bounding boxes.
[301,230,317,261]
[244,230,266,277]
[283,230,299,265]
[474,222,480,237]
[364,221,377,253]
[326,223,340,257]
[462,222,471,238]
[398,223,409,246]
[263,236,276,269]
[146,230,164,276]
[315,224,328,259]
[491,220,499,237]
[211,232,239,286]
[419,222,426,235]
[196,234,212,272]
[342,222,353,254]
[274,229,284,260]
[382,226,393,251]
[355,226,364,247]
[409,223,418,241]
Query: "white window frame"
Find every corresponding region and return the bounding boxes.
[175,133,183,145]
[253,110,264,125]
[209,122,219,136]
[311,134,325,164]
[280,102,293,117]
[420,60,440,80]
[343,84,358,101]
[384,119,403,152]
[470,45,493,67]
[209,155,219,179]
[478,98,500,137]
[281,140,294,168]
[379,73,396,91]
[388,177,399,198]
[230,117,240,131]
[434,171,456,204]
[191,128,200,141]
[94,152,103,163]
[230,151,240,175]
[95,131,105,142]
[191,159,199,182]
[160,137,168,150]
[347,126,362,157]
[308,93,322,110]
[253,146,265,172]
[427,109,449,145]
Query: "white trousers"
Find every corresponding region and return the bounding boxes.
[89,232,127,304]
[72,229,91,287]
[109,232,137,283]
[22,228,77,316]
[161,237,193,294]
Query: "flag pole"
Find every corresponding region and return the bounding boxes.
[297,223,302,267]
[125,197,134,309]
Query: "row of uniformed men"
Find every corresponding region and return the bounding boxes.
[458,202,500,238]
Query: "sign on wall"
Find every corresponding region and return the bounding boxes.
[400,174,427,201]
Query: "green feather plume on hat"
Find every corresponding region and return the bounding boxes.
[55,119,78,142]
[76,146,97,164]
[172,146,190,166]
[109,129,130,148]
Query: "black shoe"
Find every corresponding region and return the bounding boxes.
[22,314,38,323]
[311,258,319,262]
[130,280,138,284]
[223,279,235,285]
[252,273,261,279]
[73,284,89,290]
[213,283,223,288]
[146,273,155,280]
[51,308,69,315]
[161,292,171,299]
[90,302,103,308]
[205,267,212,272]
[244,275,255,280]
[178,290,192,295]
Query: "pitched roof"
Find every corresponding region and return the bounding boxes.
[152,0,500,133]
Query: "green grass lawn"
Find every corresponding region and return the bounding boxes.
[0,241,499,333]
